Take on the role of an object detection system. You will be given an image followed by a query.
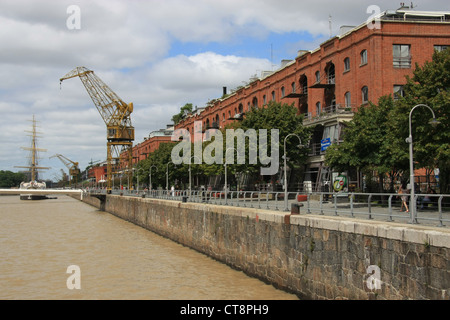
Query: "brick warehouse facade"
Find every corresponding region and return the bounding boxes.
[129,9,449,191]
[113,126,173,185]
[130,125,174,166]
[172,9,450,192]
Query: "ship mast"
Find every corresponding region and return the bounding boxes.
[15,115,50,181]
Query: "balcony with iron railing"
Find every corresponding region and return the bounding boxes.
[307,139,344,157]
[308,142,323,157]
[285,85,309,99]
[309,74,335,89]
[393,56,412,68]
[302,103,357,126]
[381,11,450,23]
[327,74,335,85]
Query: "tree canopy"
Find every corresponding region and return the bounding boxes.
[171,103,194,125]
[238,101,312,173]
[0,170,25,188]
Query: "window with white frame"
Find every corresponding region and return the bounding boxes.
[361,86,369,103]
[360,50,368,65]
[393,44,411,68]
[434,45,449,52]
[322,124,340,143]
[344,91,351,108]
[252,97,258,109]
[344,57,350,72]
[394,85,405,100]
[315,71,320,83]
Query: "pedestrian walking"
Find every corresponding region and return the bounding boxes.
[398,184,409,213]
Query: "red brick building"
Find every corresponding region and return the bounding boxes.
[118,126,174,182]
[174,8,450,191]
[88,162,107,184]
[131,125,174,165]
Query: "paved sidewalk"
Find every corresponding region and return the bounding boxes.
[103,189,450,229]
[302,199,449,228]
[189,195,450,228]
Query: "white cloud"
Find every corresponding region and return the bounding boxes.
[148,52,271,93]
[1,0,449,181]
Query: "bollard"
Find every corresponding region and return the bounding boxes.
[291,203,301,214]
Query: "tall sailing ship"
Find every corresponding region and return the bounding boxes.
[15,115,50,200]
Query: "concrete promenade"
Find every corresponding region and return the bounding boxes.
[112,189,450,229]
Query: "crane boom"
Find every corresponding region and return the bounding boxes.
[60,67,134,192]
[50,154,81,186]
[60,67,134,141]
[50,154,75,168]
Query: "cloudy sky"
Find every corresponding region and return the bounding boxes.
[1,0,449,181]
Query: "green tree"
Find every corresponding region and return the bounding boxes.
[326,49,450,193]
[325,96,405,191]
[390,48,450,193]
[136,142,194,189]
[232,101,312,187]
[171,103,194,125]
[137,142,174,189]
[0,170,26,188]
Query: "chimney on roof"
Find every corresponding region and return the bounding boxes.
[223,87,227,96]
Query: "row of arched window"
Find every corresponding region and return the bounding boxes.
[314,86,369,115]
[342,49,368,74]
[185,49,369,130]
[197,83,369,128]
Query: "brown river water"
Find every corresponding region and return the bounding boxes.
[0,195,298,300]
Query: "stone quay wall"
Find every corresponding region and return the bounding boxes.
[79,194,450,300]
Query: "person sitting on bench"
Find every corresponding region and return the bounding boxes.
[420,187,436,210]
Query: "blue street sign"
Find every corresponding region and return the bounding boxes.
[321,138,331,152]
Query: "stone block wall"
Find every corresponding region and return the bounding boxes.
[80,194,450,300]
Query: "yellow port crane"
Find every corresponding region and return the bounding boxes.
[50,154,81,186]
[59,67,134,193]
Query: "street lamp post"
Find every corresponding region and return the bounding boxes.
[406,104,439,224]
[166,161,177,192]
[283,134,303,211]
[189,155,201,198]
[136,168,143,192]
[224,147,237,205]
[166,162,171,191]
[135,168,146,192]
[149,165,157,192]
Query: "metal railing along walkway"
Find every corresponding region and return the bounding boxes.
[85,189,450,228]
